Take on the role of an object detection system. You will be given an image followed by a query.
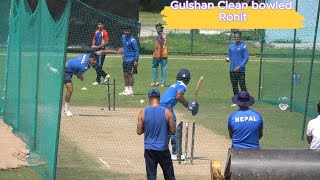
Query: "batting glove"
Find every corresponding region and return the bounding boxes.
[188,102,199,116]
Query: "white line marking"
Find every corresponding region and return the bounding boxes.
[99,158,110,168]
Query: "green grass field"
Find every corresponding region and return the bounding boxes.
[139,31,320,57]
[68,53,312,149]
[1,53,317,179]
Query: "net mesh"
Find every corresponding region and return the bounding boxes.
[2,0,71,179]
[68,0,140,53]
[0,0,10,115]
[261,0,320,117]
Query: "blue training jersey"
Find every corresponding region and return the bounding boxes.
[65,53,93,75]
[227,43,249,72]
[144,106,169,151]
[122,34,139,62]
[228,109,263,148]
[160,81,187,108]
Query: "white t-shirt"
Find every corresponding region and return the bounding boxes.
[306,115,320,149]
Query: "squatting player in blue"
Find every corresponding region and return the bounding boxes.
[228,91,263,148]
[226,31,249,106]
[160,69,199,160]
[64,49,121,117]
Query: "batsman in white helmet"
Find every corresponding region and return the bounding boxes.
[160,68,199,160]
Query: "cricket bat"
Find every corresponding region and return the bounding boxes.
[195,76,204,102]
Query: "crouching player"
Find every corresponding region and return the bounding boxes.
[160,68,199,160]
[64,49,121,117]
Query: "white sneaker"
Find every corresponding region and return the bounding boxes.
[102,75,111,84]
[160,84,165,87]
[119,90,128,96]
[64,110,73,117]
[231,104,238,107]
[92,82,99,85]
[124,91,134,96]
[171,154,177,161]
[151,82,160,87]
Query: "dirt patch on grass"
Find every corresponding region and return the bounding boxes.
[0,119,30,170]
[60,106,231,179]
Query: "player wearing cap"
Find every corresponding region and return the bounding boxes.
[160,69,199,160]
[91,22,111,85]
[228,91,263,148]
[137,88,176,180]
[64,49,121,117]
[119,26,140,96]
[151,23,168,87]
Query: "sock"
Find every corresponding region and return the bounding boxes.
[125,86,129,92]
[129,86,133,92]
[64,102,69,111]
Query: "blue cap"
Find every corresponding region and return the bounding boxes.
[148,88,160,97]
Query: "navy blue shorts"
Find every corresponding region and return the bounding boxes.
[144,149,175,180]
[123,61,137,75]
[64,69,73,84]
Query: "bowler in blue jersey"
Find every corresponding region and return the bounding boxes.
[226,31,249,106]
[64,49,121,117]
[137,88,176,180]
[228,91,263,148]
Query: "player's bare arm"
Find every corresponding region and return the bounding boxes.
[228,129,233,139]
[97,49,122,55]
[165,109,176,134]
[259,128,263,139]
[137,109,144,135]
[117,48,123,54]
[176,90,189,108]
[91,36,96,48]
